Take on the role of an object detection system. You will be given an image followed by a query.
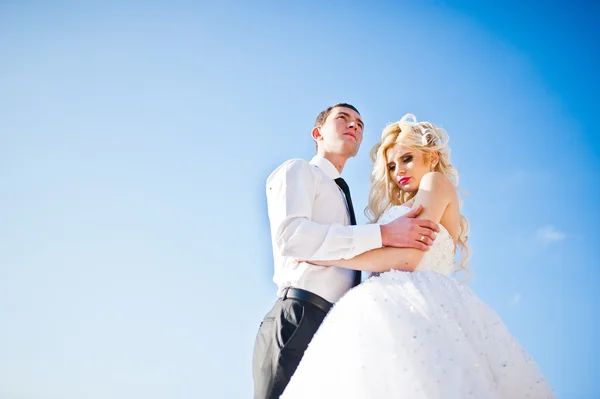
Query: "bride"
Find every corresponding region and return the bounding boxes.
[280,114,555,399]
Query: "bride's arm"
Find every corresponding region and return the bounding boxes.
[311,172,457,273]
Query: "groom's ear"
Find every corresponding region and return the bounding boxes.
[311,126,322,143]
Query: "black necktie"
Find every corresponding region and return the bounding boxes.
[335,177,361,287]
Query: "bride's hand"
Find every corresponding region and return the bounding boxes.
[295,259,336,267]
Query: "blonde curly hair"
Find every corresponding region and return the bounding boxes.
[365,114,470,276]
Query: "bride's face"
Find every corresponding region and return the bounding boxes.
[386,144,431,193]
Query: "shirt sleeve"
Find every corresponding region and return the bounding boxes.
[266,159,382,261]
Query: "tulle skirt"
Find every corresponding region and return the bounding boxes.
[281,270,555,399]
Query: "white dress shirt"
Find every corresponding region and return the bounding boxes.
[266,156,383,303]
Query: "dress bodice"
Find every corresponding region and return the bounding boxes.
[377,205,456,275]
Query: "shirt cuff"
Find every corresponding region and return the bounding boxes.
[350,224,383,257]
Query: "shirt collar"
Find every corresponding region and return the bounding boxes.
[310,155,341,180]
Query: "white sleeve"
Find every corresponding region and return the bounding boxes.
[267,159,382,261]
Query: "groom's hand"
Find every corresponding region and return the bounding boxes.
[379,205,440,251]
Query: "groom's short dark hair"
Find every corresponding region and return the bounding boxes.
[314,103,360,151]
[314,103,360,129]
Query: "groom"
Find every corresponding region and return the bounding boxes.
[252,103,439,399]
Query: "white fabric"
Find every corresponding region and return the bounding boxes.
[267,156,382,303]
[281,205,555,399]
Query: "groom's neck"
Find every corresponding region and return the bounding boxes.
[319,151,348,174]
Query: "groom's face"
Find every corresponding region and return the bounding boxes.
[313,107,364,158]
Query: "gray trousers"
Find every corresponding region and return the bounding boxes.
[252,297,328,399]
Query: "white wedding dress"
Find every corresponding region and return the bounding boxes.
[281,205,555,399]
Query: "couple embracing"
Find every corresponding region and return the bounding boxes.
[252,103,555,399]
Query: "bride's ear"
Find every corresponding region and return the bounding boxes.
[430,151,440,170]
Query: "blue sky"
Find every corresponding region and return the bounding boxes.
[1,1,598,398]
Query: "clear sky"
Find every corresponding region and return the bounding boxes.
[1,1,598,398]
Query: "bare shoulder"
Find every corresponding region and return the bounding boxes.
[421,173,462,237]
[418,172,456,194]
[415,172,458,207]
[411,172,458,224]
